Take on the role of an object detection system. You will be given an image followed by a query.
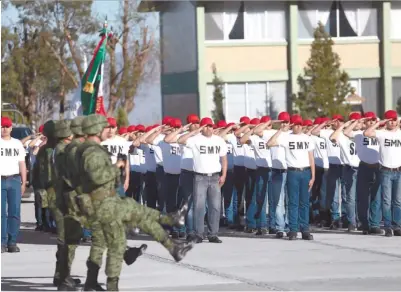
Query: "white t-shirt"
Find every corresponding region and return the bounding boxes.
[0,137,26,176]
[349,130,380,164]
[320,129,343,165]
[159,141,181,175]
[151,134,165,166]
[226,142,234,170]
[249,134,272,168]
[276,133,315,168]
[243,143,257,170]
[179,132,196,171]
[263,129,287,170]
[311,136,329,169]
[186,134,228,174]
[101,136,130,164]
[226,133,244,166]
[337,132,360,168]
[142,144,157,172]
[375,130,401,168]
[128,142,143,173]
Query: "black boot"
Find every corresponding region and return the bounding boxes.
[166,201,188,228]
[57,245,78,291]
[84,260,105,291]
[169,239,194,262]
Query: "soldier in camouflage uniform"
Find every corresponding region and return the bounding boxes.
[75,114,194,291]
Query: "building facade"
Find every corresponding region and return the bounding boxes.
[141,1,401,122]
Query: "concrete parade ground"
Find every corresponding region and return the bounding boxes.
[1,195,401,291]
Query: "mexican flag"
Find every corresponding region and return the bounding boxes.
[81,23,110,116]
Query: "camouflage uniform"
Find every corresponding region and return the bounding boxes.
[76,115,193,291]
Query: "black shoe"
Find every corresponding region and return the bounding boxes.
[170,240,194,262]
[330,220,340,230]
[58,278,78,291]
[55,277,81,287]
[384,229,393,237]
[1,245,7,253]
[301,232,314,240]
[193,235,203,243]
[269,228,277,235]
[244,227,256,234]
[393,229,401,236]
[228,224,236,230]
[35,225,43,231]
[83,260,103,291]
[208,236,222,243]
[220,218,228,227]
[287,231,297,240]
[276,232,284,239]
[255,228,267,236]
[347,224,356,232]
[235,224,245,232]
[7,245,20,253]
[369,227,383,235]
[171,231,179,239]
[179,232,186,238]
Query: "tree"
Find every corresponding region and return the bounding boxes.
[211,63,226,122]
[397,96,401,116]
[291,22,351,118]
[115,107,129,128]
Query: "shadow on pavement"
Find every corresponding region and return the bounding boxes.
[1,276,59,291]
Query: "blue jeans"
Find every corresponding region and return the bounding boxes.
[271,169,287,232]
[245,169,257,228]
[255,167,272,229]
[287,169,311,233]
[356,162,382,230]
[1,176,22,246]
[380,169,401,230]
[156,165,165,212]
[312,166,328,213]
[83,228,92,238]
[343,165,358,225]
[326,164,346,221]
[178,170,194,235]
[222,170,235,223]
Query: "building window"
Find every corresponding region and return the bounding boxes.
[391,2,401,39]
[298,1,378,39]
[205,1,286,42]
[393,78,401,109]
[206,81,287,122]
[348,78,379,113]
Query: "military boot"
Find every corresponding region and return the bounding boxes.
[53,245,81,287]
[169,239,194,262]
[106,277,119,291]
[57,277,78,291]
[164,202,188,228]
[83,260,105,291]
[57,245,78,291]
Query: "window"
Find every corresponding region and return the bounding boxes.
[391,2,401,39]
[205,1,286,42]
[347,79,380,113]
[206,81,288,122]
[298,1,378,39]
[393,78,401,110]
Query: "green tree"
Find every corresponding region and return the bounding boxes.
[291,22,351,118]
[397,96,401,116]
[115,107,129,128]
[211,63,226,122]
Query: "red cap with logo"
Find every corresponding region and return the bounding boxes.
[364,112,377,120]
[278,112,290,122]
[162,116,173,125]
[302,119,313,126]
[107,117,117,127]
[127,125,136,132]
[384,110,398,121]
[169,118,182,128]
[250,118,260,125]
[38,124,44,133]
[290,114,303,125]
[349,112,362,121]
[216,120,227,128]
[240,116,250,124]
[1,117,12,127]
[136,124,145,132]
[332,114,344,121]
[118,127,127,135]
[260,116,271,123]
[186,114,200,124]
[200,117,213,127]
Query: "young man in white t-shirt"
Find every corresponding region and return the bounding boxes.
[343,112,382,235]
[1,117,27,253]
[364,110,401,237]
[330,113,362,232]
[267,114,315,241]
[178,117,228,244]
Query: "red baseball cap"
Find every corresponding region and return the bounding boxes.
[364,112,377,120]
[169,118,182,128]
[136,124,145,132]
[384,110,398,121]
[186,114,200,124]
[227,122,236,128]
[118,127,128,135]
[145,126,153,132]
[1,117,12,127]
[321,117,331,123]
[250,118,260,125]
[314,117,323,125]
[107,117,117,127]
[216,120,227,128]
[240,116,250,124]
[290,114,303,125]
[200,117,213,127]
[260,116,271,123]
[332,114,344,121]
[278,112,290,122]
[127,125,136,132]
[162,116,173,125]
[349,112,362,121]
[303,119,313,126]
[38,124,44,133]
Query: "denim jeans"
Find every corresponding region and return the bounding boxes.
[312,166,328,213]
[222,170,235,223]
[326,164,345,221]
[245,169,258,229]
[34,189,43,227]
[1,176,22,246]
[255,167,272,229]
[287,169,311,233]
[164,173,181,232]
[179,170,194,235]
[271,169,287,232]
[343,165,358,226]
[233,165,247,223]
[193,173,221,237]
[380,169,401,230]
[145,171,158,209]
[156,165,165,212]
[356,162,382,230]
[126,171,143,203]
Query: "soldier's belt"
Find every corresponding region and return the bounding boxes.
[90,188,117,201]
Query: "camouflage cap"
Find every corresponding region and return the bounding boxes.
[43,120,56,138]
[82,114,109,135]
[54,119,73,139]
[71,116,85,136]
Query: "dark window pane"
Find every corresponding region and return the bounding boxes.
[361,78,379,113]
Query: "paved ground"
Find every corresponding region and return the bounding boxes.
[1,197,401,291]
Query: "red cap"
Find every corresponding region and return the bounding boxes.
[212,124,217,129]
[136,124,145,132]
[240,116,250,124]
[38,124,44,133]
[303,119,313,126]
[384,110,398,121]
[314,117,323,125]
[364,112,377,120]
[321,117,331,123]
[153,124,160,128]
[118,127,128,135]
[290,114,303,125]
[278,112,290,122]
[162,116,173,125]
[145,126,153,132]
[332,114,344,121]
[216,120,227,128]
[227,122,236,128]
[200,117,213,127]
[107,117,117,127]
[169,118,182,128]
[250,118,260,125]
[349,112,362,121]
[186,114,200,124]
[260,116,271,123]
[127,125,136,132]
[1,117,12,127]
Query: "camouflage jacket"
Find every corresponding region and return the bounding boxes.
[34,145,55,190]
[64,138,84,192]
[52,140,69,191]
